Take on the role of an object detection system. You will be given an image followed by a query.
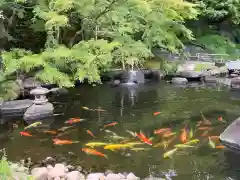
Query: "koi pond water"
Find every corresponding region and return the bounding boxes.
[2,82,240,179]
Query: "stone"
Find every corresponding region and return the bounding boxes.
[48,164,66,178]
[204,76,217,83]
[66,171,85,180]
[105,173,121,180]
[127,173,139,180]
[47,165,54,171]
[87,173,105,180]
[76,165,82,172]
[171,77,188,84]
[44,157,56,164]
[66,165,75,171]
[31,167,48,180]
[49,88,68,95]
[179,70,203,78]
[110,80,121,87]
[220,117,240,151]
[118,173,126,179]
[105,170,114,175]
[10,163,20,171]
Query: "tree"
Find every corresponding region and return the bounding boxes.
[0,0,198,100]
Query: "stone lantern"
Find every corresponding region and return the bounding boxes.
[31,87,49,104]
[24,87,54,123]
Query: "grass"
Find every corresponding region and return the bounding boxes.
[0,149,34,180]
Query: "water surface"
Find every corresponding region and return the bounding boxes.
[1,82,240,179]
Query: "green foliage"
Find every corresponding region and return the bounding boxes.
[194,0,240,24]
[0,0,200,99]
[0,149,12,177]
[196,34,240,58]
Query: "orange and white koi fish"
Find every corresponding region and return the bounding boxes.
[52,138,79,145]
[82,148,107,158]
[20,132,33,137]
[65,118,85,124]
[104,122,118,128]
[154,128,171,134]
[86,130,95,137]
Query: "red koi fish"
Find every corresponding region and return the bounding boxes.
[86,130,95,138]
[20,132,33,137]
[136,132,152,145]
[104,122,118,128]
[153,112,161,116]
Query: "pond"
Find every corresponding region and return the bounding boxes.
[1,82,240,179]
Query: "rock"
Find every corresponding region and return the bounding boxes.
[31,167,48,180]
[220,117,240,151]
[127,173,139,180]
[75,166,82,172]
[110,80,121,87]
[66,171,85,180]
[204,76,217,83]
[118,173,126,179]
[105,170,114,175]
[44,157,56,164]
[229,73,239,78]
[49,88,68,95]
[171,77,188,84]
[105,173,121,180]
[179,70,203,79]
[48,164,66,178]
[10,163,20,171]
[66,165,75,171]
[47,165,54,171]
[87,173,105,180]
[16,166,27,172]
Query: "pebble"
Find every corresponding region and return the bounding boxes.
[87,173,105,180]
[31,167,48,180]
[127,173,139,180]
[48,164,66,178]
[105,173,121,180]
[66,171,85,180]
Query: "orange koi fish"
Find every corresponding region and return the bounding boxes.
[196,121,202,127]
[52,138,79,145]
[198,126,211,130]
[43,130,57,135]
[201,131,209,137]
[163,132,176,138]
[20,132,33,137]
[82,148,107,158]
[136,132,153,145]
[104,122,118,128]
[65,118,84,124]
[215,145,225,149]
[86,130,95,138]
[180,128,187,143]
[154,128,171,134]
[209,136,219,140]
[153,112,161,116]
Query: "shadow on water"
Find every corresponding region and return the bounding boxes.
[1,82,240,178]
